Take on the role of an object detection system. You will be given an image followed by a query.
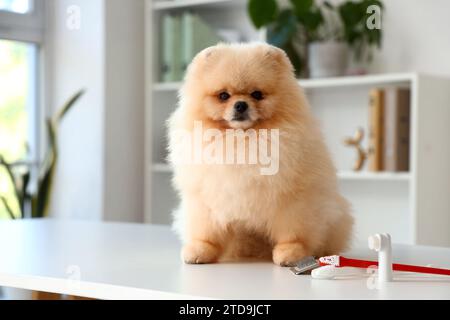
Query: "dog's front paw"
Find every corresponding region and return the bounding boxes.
[182,240,221,264]
[273,242,307,267]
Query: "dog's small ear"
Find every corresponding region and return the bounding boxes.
[198,44,224,60]
[264,46,284,59]
[203,47,216,59]
[264,45,294,71]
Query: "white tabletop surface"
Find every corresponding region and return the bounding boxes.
[0,219,449,300]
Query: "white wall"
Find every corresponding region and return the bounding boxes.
[371,0,450,78]
[281,0,450,77]
[45,0,105,220]
[45,0,145,222]
[103,0,145,222]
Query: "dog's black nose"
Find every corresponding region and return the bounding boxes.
[234,101,248,114]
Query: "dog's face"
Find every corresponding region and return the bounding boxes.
[183,43,295,130]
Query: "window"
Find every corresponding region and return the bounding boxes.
[0,0,43,219]
[0,0,33,14]
[0,0,43,43]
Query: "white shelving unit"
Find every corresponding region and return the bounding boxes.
[152,72,415,93]
[145,0,450,247]
[153,0,238,10]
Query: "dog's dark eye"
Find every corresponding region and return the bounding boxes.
[218,92,230,101]
[251,91,264,101]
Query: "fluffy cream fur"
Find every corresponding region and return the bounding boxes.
[168,43,353,266]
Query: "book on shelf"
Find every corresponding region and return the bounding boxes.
[160,12,221,82]
[368,88,385,172]
[161,14,182,82]
[181,12,221,73]
[383,88,411,172]
[367,87,411,172]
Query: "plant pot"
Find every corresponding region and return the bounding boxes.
[308,41,349,78]
[1,287,33,300]
[346,50,370,76]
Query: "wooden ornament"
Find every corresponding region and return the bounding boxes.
[344,127,368,171]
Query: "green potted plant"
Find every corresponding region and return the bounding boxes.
[0,90,84,300]
[247,0,384,78]
[248,0,324,77]
[335,0,384,74]
[0,90,84,220]
[307,1,349,78]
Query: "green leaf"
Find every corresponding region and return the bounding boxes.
[284,41,302,76]
[0,155,22,218]
[33,163,54,218]
[338,0,384,61]
[248,0,278,29]
[33,120,57,218]
[323,1,334,10]
[365,0,384,9]
[290,0,314,15]
[267,9,297,47]
[54,89,85,124]
[298,8,323,33]
[18,169,30,219]
[339,2,364,27]
[1,196,16,220]
[290,0,323,35]
[32,90,84,218]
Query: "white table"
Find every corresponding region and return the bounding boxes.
[0,219,449,300]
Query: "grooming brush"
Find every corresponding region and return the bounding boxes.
[289,256,320,275]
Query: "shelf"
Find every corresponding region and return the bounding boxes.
[300,72,415,90]
[153,73,416,92]
[338,171,410,181]
[152,163,410,181]
[153,0,241,11]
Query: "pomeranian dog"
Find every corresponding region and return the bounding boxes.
[168,43,353,266]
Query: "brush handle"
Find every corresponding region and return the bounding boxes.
[337,257,450,276]
[392,263,450,276]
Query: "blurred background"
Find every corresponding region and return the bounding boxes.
[0,0,449,247]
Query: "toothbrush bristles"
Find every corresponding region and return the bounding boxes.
[319,255,340,266]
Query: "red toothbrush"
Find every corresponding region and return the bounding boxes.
[319,255,450,276]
